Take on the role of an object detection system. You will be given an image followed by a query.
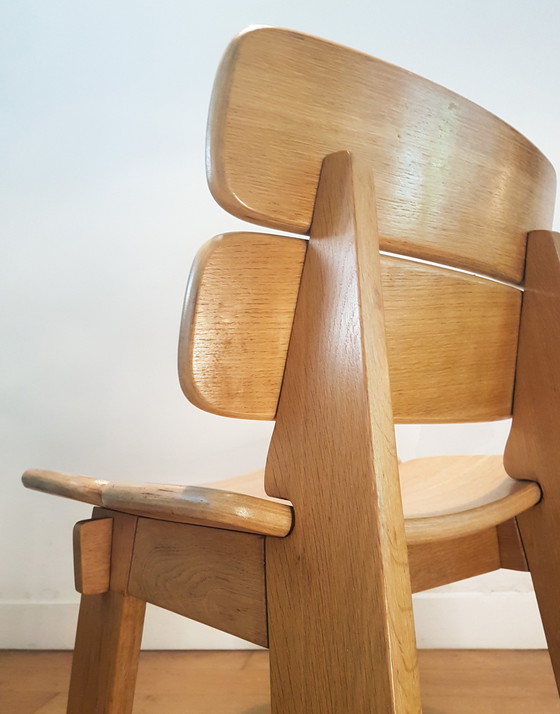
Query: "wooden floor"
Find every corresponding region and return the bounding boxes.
[1,650,559,713]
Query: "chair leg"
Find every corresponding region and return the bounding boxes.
[263,153,421,713]
[266,536,421,714]
[67,591,146,714]
[67,510,146,713]
[516,507,560,695]
[502,231,560,696]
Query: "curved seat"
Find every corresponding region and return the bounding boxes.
[399,455,541,543]
[209,456,542,544]
[22,454,540,545]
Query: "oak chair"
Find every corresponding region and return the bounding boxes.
[23,26,560,713]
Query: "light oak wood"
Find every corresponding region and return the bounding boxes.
[400,455,541,544]
[93,507,140,592]
[22,470,107,505]
[265,152,421,712]
[209,459,540,547]
[20,27,560,714]
[4,650,560,714]
[498,518,530,571]
[204,470,288,504]
[179,233,306,420]
[22,468,293,537]
[208,27,555,282]
[67,510,145,714]
[408,528,501,592]
[504,230,560,694]
[180,232,522,422]
[72,518,112,595]
[67,592,145,714]
[102,481,291,537]
[128,518,268,647]
[218,459,539,546]
[23,457,540,547]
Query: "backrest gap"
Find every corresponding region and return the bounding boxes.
[379,251,524,291]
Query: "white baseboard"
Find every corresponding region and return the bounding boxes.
[0,602,257,650]
[1,592,547,650]
[413,591,546,649]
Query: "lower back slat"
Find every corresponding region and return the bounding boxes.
[179,232,520,423]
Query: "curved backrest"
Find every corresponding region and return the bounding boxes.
[180,28,556,423]
[179,233,521,423]
[208,27,555,283]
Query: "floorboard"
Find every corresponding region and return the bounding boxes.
[0,650,558,713]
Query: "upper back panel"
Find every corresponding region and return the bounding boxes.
[208,27,555,282]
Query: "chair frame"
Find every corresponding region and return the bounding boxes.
[59,152,560,713]
[22,26,560,713]
[504,229,560,694]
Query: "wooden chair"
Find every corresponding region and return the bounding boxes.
[22,26,560,713]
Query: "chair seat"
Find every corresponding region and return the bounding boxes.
[399,455,541,542]
[22,454,540,544]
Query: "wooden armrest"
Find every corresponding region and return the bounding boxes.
[22,469,108,505]
[22,469,293,537]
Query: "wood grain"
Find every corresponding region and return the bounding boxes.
[21,470,107,505]
[72,518,112,595]
[264,152,421,712]
[208,27,555,282]
[211,458,540,546]
[22,469,293,537]
[67,592,145,714]
[497,518,529,571]
[504,230,560,694]
[128,518,268,647]
[19,26,560,714]
[180,232,521,422]
[400,455,541,544]
[4,650,560,714]
[102,480,292,537]
[22,456,539,546]
[67,510,145,714]
[178,233,306,420]
[408,528,500,593]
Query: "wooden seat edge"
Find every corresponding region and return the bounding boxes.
[22,457,541,544]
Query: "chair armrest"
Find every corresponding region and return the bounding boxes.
[22,468,293,537]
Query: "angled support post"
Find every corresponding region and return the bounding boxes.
[504,229,560,694]
[265,151,421,713]
[67,509,146,714]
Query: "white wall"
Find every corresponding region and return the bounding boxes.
[3,0,560,649]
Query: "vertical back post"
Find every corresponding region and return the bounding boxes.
[264,151,421,713]
[505,230,560,693]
